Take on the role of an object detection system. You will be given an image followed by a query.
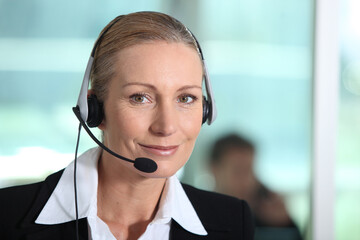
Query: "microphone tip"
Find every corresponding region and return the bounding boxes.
[134,157,158,173]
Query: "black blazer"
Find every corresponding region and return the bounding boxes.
[0,170,254,240]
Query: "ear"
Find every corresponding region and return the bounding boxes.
[98,119,106,131]
[87,89,93,96]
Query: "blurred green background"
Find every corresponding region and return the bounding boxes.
[0,0,358,239]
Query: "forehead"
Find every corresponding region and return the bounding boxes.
[112,41,203,87]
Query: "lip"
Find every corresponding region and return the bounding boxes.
[139,144,179,157]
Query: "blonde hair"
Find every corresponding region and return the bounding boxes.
[90,11,200,102]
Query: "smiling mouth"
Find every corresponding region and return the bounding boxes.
[139,144,179,156]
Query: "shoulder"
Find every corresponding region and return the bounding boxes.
[182,183,246,206]
[181,183,252,220]
[0,169,63,205]
[0,170,63,228]
[181,183,255,239]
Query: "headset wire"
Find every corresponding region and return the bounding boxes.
[74,123,81,240]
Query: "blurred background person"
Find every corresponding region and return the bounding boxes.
[209,133,303,240]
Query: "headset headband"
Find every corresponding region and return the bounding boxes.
[76,14,217,125]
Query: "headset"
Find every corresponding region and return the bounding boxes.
[71,13,217,240]
[74,16,216,129]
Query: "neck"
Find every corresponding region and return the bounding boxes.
[97,151,166,239]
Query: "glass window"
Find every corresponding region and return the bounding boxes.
[0,1,314,239]
[182,1,313,239]
[337,0,360,239]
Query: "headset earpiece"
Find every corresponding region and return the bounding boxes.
[76,17,216,127]
[202,96,210,125]
[87,94,104,128]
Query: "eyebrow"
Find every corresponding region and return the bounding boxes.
[122,82,156,90]
[122,82,202,91]
[177,85,202,91]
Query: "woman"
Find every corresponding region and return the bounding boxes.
[0,12,254,240]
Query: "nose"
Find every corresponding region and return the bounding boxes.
[149,101,177,137]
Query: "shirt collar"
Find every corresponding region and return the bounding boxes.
[35,147,207,236]
[36,147,100,224]
[154,176,207,235]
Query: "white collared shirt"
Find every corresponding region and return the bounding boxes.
[35,147,207,240]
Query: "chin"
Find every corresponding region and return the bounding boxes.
[134,151,189,178]
[137,164,182,179]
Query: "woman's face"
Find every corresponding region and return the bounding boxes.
[99,41,203,178]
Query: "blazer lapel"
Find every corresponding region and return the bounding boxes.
[20,170,88,240]
[24,219,88,240]
[21,170,64,229]
[170,219,231,240]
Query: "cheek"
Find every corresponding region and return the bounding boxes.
[179,109,203,157]
[181,107,203,137]
[103,103,148,144]
[158,109,203,176]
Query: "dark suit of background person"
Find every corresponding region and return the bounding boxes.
[209,134,303,240]
[0,169,254,240]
